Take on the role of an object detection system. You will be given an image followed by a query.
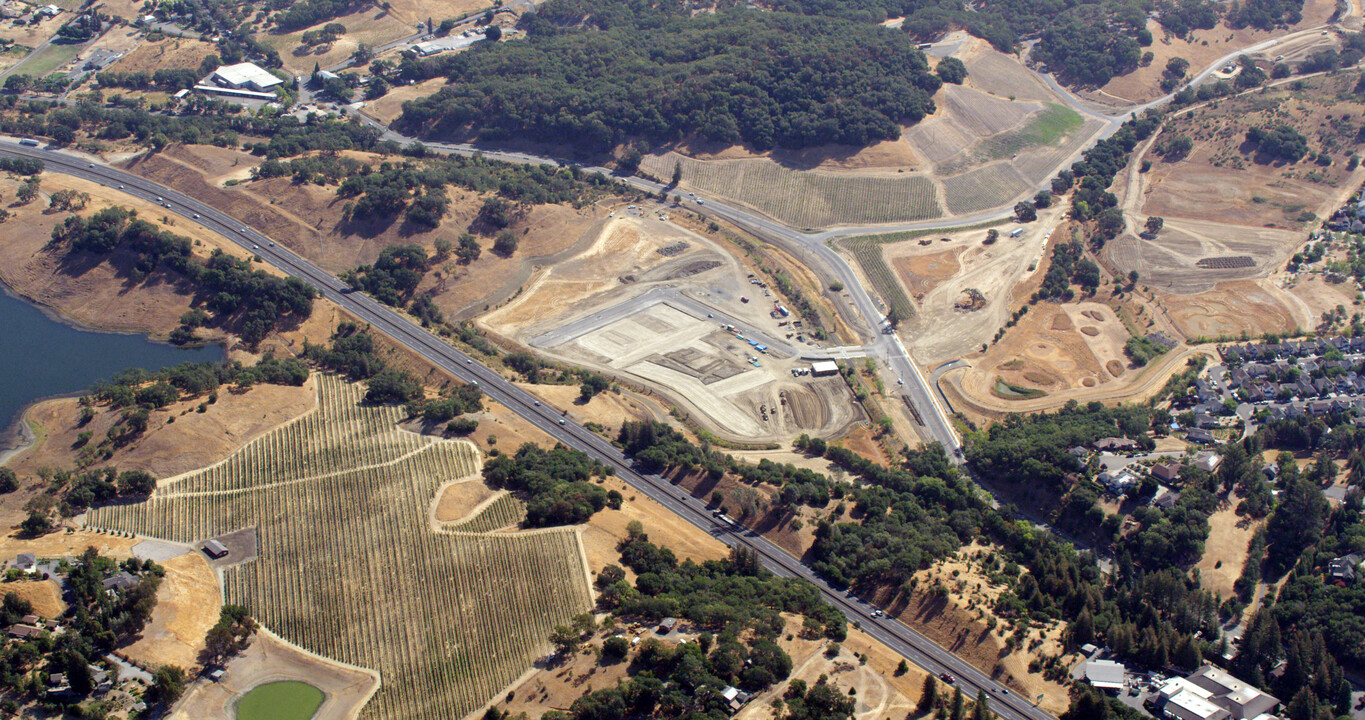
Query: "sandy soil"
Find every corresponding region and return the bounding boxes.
[0,578,65,618]
[170,629,379,720]
[106,36,218,74]
[1193,493,1265,599]
[121,551,220,670]
[469,399,557,455]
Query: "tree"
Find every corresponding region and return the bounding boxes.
[670,161,682,187]
[1014,202,1037,222]
[492,229,519,257]
[147,666,186,706]
[972,689,991,720]
[4,74,31,93]
[456,233,481,264]
[550,624,581,655]
[984,228,999,244]
[1144,216,1164,236]
[0,468,17,494]
[949,686,965,720]
[936,56,967,84]
[1033,191,1053,208]
[580,374,609,401]
[16,177,40,204]
[20,511,51,537]
[485,24,502,41]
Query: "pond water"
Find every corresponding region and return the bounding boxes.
[235,681,325,720]
[0,288,222,449]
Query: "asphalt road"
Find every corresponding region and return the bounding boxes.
[1,140,1056,720]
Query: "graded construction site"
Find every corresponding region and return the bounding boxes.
[482,215,863,443]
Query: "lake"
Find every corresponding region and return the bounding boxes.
[0,288,223,449]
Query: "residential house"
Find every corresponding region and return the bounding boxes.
[1150,463,1181,483]
[1328,554,1362,584]
[1186,428,1216,445]
[1093,437,1138,452]
[1194,452,1222,473]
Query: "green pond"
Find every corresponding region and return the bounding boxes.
[235,681,324,720]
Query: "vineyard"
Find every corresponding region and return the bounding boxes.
[942,163,1033,215]
[641,153,942,227]
[1011,117,1106,184]
[446,492,527,533]
[841,237,917,323]
[87,375,592,720]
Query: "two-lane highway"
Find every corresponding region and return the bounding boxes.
[1,140,1055,720]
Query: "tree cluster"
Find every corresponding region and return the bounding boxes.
[483,443,614,526]
[397,0,942,151]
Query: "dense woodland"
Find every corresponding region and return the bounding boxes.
[616,394,1364,720]
[483,444,616,526]
[396,0,942,151]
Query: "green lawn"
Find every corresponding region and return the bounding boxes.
[10,41,82,79]
[982,102,1084,160]
[235,681,324,720]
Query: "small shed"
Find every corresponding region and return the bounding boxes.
[203,539,229,559]
[810,361,839,377]
[658,617,678,634]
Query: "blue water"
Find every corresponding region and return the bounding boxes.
[0,288,223,444]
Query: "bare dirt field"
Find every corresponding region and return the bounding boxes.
[1104,220,1303,294]
[170,630,379,720]
[1194,493,1265,599]
[1139,73,1365,232]
[514,383,658,436]
[885,207,1067,365]
[106,36,218,75]
[1160,280,1301,338]
[433,478,498,523]
[486,216,860,443]
[1284,273,1360,321]
[122,551,220,670]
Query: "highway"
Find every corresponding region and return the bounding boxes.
[0,139,1055,720]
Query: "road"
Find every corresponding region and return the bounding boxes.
[0,140,1056,720]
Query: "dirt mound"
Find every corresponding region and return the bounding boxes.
[891,249,960,296]
[1023,371,1056,386]
[666,259,722,279]
[1082,377,1096,387]
[1082,310,1104,321]
[1049,313,1074,331]
[1107,360,1125,378]
[1080,326,1100,336]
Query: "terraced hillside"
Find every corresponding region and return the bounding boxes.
[88,375,592,720]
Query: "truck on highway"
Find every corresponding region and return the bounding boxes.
[18,138,38,147]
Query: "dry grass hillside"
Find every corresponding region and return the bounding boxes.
[121,145,613,319]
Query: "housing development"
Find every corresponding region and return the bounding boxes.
[0,0,1361,719]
